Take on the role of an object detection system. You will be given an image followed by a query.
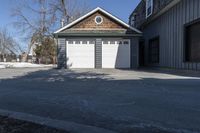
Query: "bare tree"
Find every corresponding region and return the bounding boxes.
[12,0,56,54]
[49,0,89,26]
[12,0,53,40]
[0,28,22,55]
[11,0,89,63]
[12,0,89,41]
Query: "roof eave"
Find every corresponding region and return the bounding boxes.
[54,33,142,37]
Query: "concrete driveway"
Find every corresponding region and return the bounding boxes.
[0,68,200,133]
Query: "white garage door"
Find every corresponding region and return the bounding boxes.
[102,39,130,68]
[66,40,95,68]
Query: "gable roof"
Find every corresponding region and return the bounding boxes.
[54,7,142,34]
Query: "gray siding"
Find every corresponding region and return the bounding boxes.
[95,38,102,68]
[57,37,139,69]
[131,37,139,69]
[143,0,200,70]
[57,38,66,68]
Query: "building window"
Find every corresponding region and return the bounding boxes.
[130,13,137,27]
[146,0,153,18]
[185,20,200,62]
[149,37,159,63]
[95,16,103,24]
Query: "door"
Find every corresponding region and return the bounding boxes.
[66,40,95,68]
[139,40,145,66]
[102,39,130,68]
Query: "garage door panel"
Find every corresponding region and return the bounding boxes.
[67,41,95,68]
[67,39,130,69]
[102,40,130,68]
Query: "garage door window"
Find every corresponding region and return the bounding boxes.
[75,41,80,44]
[82,41,87,44]
[118,41,123,44]
[89,40,95,44]
[68,41,73,44]
[103,41,109,44]
[110,41,115,44]
[123,41,129,45]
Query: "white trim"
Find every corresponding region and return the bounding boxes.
[54,7,142,34]
[95,16,103,24]
[66,28,127,31]
[146,0,153,18]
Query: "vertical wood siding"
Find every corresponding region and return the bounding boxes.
[143,0,200,70]
[57,38,66,68]
[131,37,139,68]
[57,37,139,69]
[95,38,102,68]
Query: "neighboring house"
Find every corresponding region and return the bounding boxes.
[28,42,39,56]
[28,34,42,56]
[130,0,200,70]
[54,7,142,69]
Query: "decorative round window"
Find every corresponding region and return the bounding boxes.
[95,16,103,24]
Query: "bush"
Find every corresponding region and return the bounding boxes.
[34,37,56,64]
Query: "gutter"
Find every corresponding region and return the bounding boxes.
[54,33,142,37]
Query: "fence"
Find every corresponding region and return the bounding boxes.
[0,54,35,63]
[0,54,56,64]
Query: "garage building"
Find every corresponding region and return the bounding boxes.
[54,7,142,69]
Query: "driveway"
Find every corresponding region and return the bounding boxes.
[0,68,200,133]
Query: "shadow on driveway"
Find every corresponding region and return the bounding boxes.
[138,67,200,78]
[0,68,200,133]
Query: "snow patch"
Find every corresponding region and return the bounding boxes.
[0,62,54,68]
[0,65,6,69]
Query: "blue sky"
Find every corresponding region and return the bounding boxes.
[86,0,140,22]
[0,0,140,51]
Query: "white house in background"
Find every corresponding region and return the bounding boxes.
[28,42,38,56]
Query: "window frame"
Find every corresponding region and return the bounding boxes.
[130,13,137,27]
[148,36,160,64]
[184,18,200,63]
[146,0,153,18]
[95,16,103,25]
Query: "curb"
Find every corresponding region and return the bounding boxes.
[0,109,117,133]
